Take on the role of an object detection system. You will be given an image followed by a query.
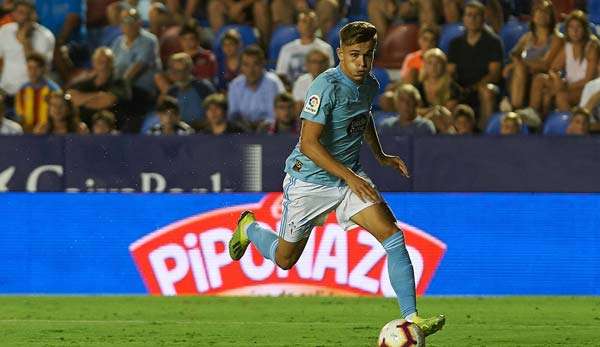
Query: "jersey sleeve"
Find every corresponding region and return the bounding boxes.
[300,77,335,124]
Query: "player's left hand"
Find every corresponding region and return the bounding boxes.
[380,155,410,178]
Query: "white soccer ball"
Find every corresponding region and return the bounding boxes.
[377,319,425,347]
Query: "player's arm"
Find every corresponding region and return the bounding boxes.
[363,113,410,178]
[299,119,380,202]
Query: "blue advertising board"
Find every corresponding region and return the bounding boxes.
[0,193,598,295]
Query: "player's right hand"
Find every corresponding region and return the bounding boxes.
[346,174,381,203]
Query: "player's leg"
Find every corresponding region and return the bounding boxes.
[350,203,445,336]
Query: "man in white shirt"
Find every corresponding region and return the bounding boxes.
[291,48,331,115]
[275,10,334,82]
[0,1,55,97]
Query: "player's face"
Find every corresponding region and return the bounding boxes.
[337,39,376,83]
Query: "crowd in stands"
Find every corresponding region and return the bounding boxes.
[0,0,599,137]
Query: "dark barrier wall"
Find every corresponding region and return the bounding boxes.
[1,135,599,192]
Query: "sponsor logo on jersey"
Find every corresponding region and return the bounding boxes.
[347,113,368,136]
[130,193,446,297]
[303,95,320,115]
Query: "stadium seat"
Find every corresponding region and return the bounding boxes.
[347,0,369,21]
[485,112,529,134]
[268,25,300,69]
[499,18,528,59]
[438,22,465,53]
[371,67,390,95]
[588,0,600,25]
[375,23,419,69]
[542,111,571,135]
[327,18,349,64]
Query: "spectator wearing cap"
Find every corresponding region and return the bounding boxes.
[0,1,54,100]
[147,96,194,135]
[448,0,503,129]
[228,45,285,130]
[199,93,244,135]
[0,95,23,135]
[275,10,334,82]
[15,52,60,133]
[292,48,331,116]
[379,84,436,136]
[111,8,161,97]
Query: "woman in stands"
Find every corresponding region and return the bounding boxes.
[504,0,562,110]
[415,48,462,113]
[530,10,599,117]
[34,92,88,135]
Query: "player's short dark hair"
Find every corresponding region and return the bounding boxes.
[92,110,117,129]
[242,44,265,62]
[156,96,180,114]
[26,52,47,68]
[203,93,228,112]
[339,21,377,47]
[179,20,201,39]
[274,92,294,106]
[453,104,475,122]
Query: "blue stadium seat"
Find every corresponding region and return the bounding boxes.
[589,0,600,25]
[542,111,571,135]
[268,25,300,69]
[499,18,528,58]
[371,67,390,95]
[439,22,465,53]
[347,0,369,21]
[485,112,529,134]
[327,19,349,64]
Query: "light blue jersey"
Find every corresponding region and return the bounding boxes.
[284,65,380,187]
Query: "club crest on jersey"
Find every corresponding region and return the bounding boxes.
[303,95,320,115]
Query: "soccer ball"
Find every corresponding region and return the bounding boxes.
[377,319,425,347]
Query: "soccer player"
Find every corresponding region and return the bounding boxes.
[229,21,445,336]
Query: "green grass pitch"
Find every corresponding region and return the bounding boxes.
[0,296,598,346]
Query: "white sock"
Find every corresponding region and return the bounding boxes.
[405,312,418,322]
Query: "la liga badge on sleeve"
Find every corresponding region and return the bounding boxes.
[303,95,320,115]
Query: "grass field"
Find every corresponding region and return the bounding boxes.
[0,296,598,346]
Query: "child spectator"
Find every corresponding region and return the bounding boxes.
[91,110,119,135]
[452,104,476,134]
[147,96,194,135]
[34,91,88,135]
[199,93,244,135]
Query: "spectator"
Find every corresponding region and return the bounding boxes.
[452,103,476,134]
[0,95,23,134]
[292,49,331,116]
[148,2,173,40]
[418,0,442,29]
[276,10,334,82]
[530,10,599,116]
[207,0,270,45]
[0,1,54,99]
[216,29,242,91]
[579,77,600,132]
[0,0,14,27]
[263,92,299,134]
[91,110,119,135]
[98,1,125,48]
[199,93,244,135]
[400,26,438,85]
[448,0,503,129]
[566,106,590,135]
[147,96,194,135]
[155,21,218,91]
[67,47,132,130]
[499,111,522,135]
[228,45,285,130]
[34,91,89,135]
[15,52,60,133]
[442,0,462,25]
[416,48,462,112]
[426,105,456,134]
[379,84,436,135]
[503,0,562,110]
[158,52,215,128]
[112,8,161,97]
